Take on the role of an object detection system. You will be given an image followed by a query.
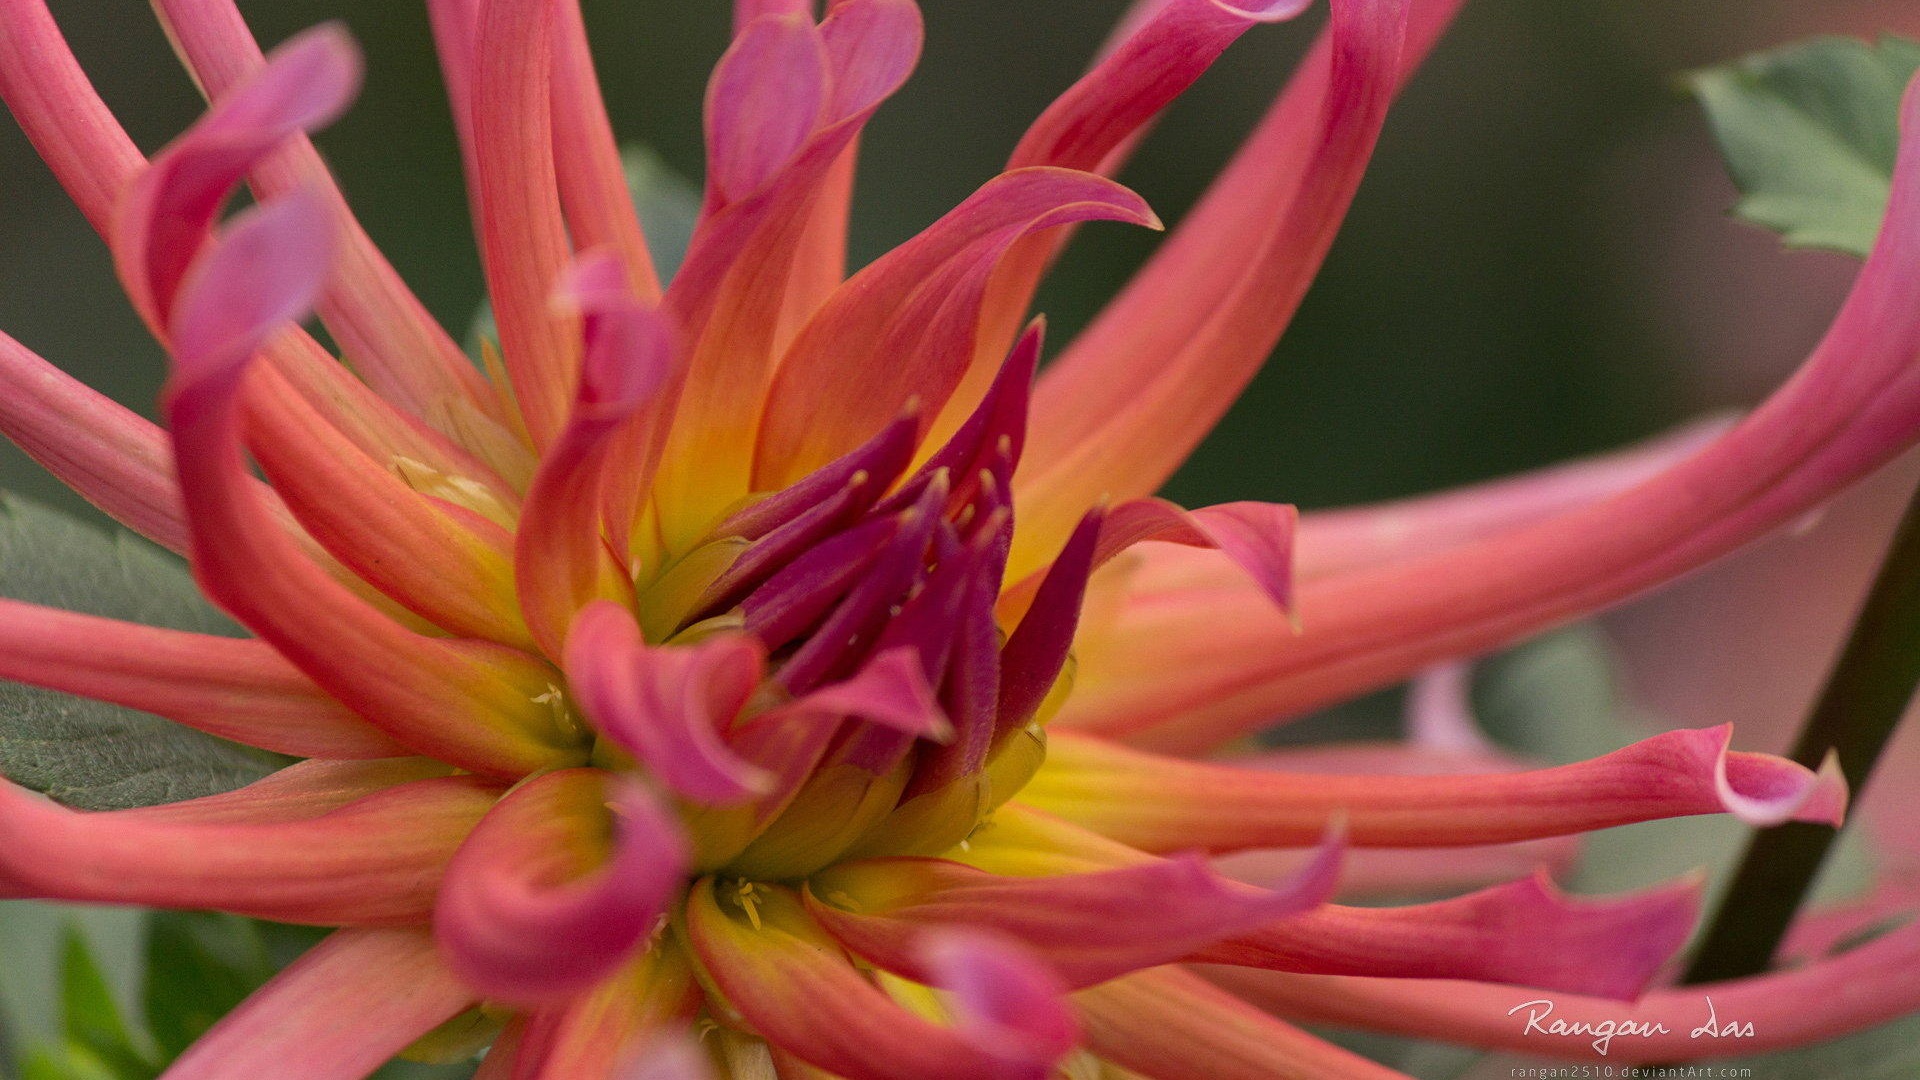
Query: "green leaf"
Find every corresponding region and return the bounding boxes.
[1689,35,1920,256]
[140,914,275,1061]
[0,493,286,810]
[47,927,155,1080]
[619,144,702,284]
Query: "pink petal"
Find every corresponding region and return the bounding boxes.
[919,929,1080,1069]
[809,826,1342,989]
[1059,72,1920,754]
[705,13,828,205]
[435,770,690,1006]
[1086,497,1297,614]
[161,195,576,778]
[754,168,1158,491]
[1024,725,1847,852]
[565,602,774,804]
[151,0,495,420]
[159,929,473,1080]
[653,0,922,550]
[1197,870,1702,1001]
[796,646,953,740]
[472,0,582,447]
[1214,915,1920,1064]
[1013,0,1414,577]
[516,259,680,658]
[0,775,499,924]
[1294,415,1736,581]
[552,0,664,302]
[1075,966,1411,1080]
[115,23,362,331]
[996,510,1102,729]
[127,758,455,825]
[682,880,1070,1080]
[0,598,402,759]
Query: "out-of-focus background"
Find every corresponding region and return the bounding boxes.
[5,1,1920,1076]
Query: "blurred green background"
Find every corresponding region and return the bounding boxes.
[0,0,1883,517]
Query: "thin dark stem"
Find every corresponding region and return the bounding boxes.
[1683,482,1920,985]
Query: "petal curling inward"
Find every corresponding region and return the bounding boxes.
[160,929,474,1080]
[1075,966,1411,1080]
[0,599,403,759]
[1023,726,1846,852]
[654,0,922,549]
[1014,0,1412,573]
[566,602,773,805]
[161,192,578,777]
[807,827,1341,989]
[1087,497,1296,614]
[114,23,362,330]
[918,929,1081,1069]
[517,256,680,659]
[435,769,690,1006]
[684,881,1073,1080]
[505,950,701,1080]
[0,775,499,924]
[1195,870,1700,1001]
[1062,76,1920,752]
[150,0,498,423]
[1211,917,1920,1064]
[754,168,1158,490]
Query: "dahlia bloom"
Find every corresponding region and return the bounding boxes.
[1,0,1918,1076]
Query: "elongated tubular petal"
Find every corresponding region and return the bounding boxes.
[809,833,1341,989]
[245,379,534,646]
[1075,966,1412,1080]
[937,0,1313,447]
[128,758,455,825]
[0,599,402,758]
[683,881,1071,1080]
[160,929,474,1080]
[741,515,897,649]
[566,602,773,804]
[997,510,1101,729]
[435,770,691,1006]
[516,258,679,658]
[509,951,702,1080]
[654,3,922,549]
[474,0,580,448]
[1,2,486,485]
[1089,498,1296,613]
[54,6,509,496]
[150,0,497,423]
[754,169,1157,490]
[0,775,499,923]
[1024,726,1846,853]
[0,331,188,550]
[735,0,815,31]
[1293,416,1735,581]
[1197,870,1699,1001]
[1066,82,1920,753]
[1213,917,1920,1063]
[552,0,663,301]
[1014,0,1419,576]
[163,194,578,778]
[879,321,1041,517]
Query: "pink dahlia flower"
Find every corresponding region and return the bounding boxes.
[0,0,1913,1076]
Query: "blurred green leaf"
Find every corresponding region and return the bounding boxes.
[1690,35,1920,255]
[141,914,274,1062]
[19,926,160,1080]
[0,493,286,809]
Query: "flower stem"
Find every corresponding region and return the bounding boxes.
[1683,481,1920,984]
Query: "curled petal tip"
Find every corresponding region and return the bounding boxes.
[920,928,1080,1072]
[1712,726,1851,828]
[167,188,335,377]
[801,646,954,741]
[250,22,366,133]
